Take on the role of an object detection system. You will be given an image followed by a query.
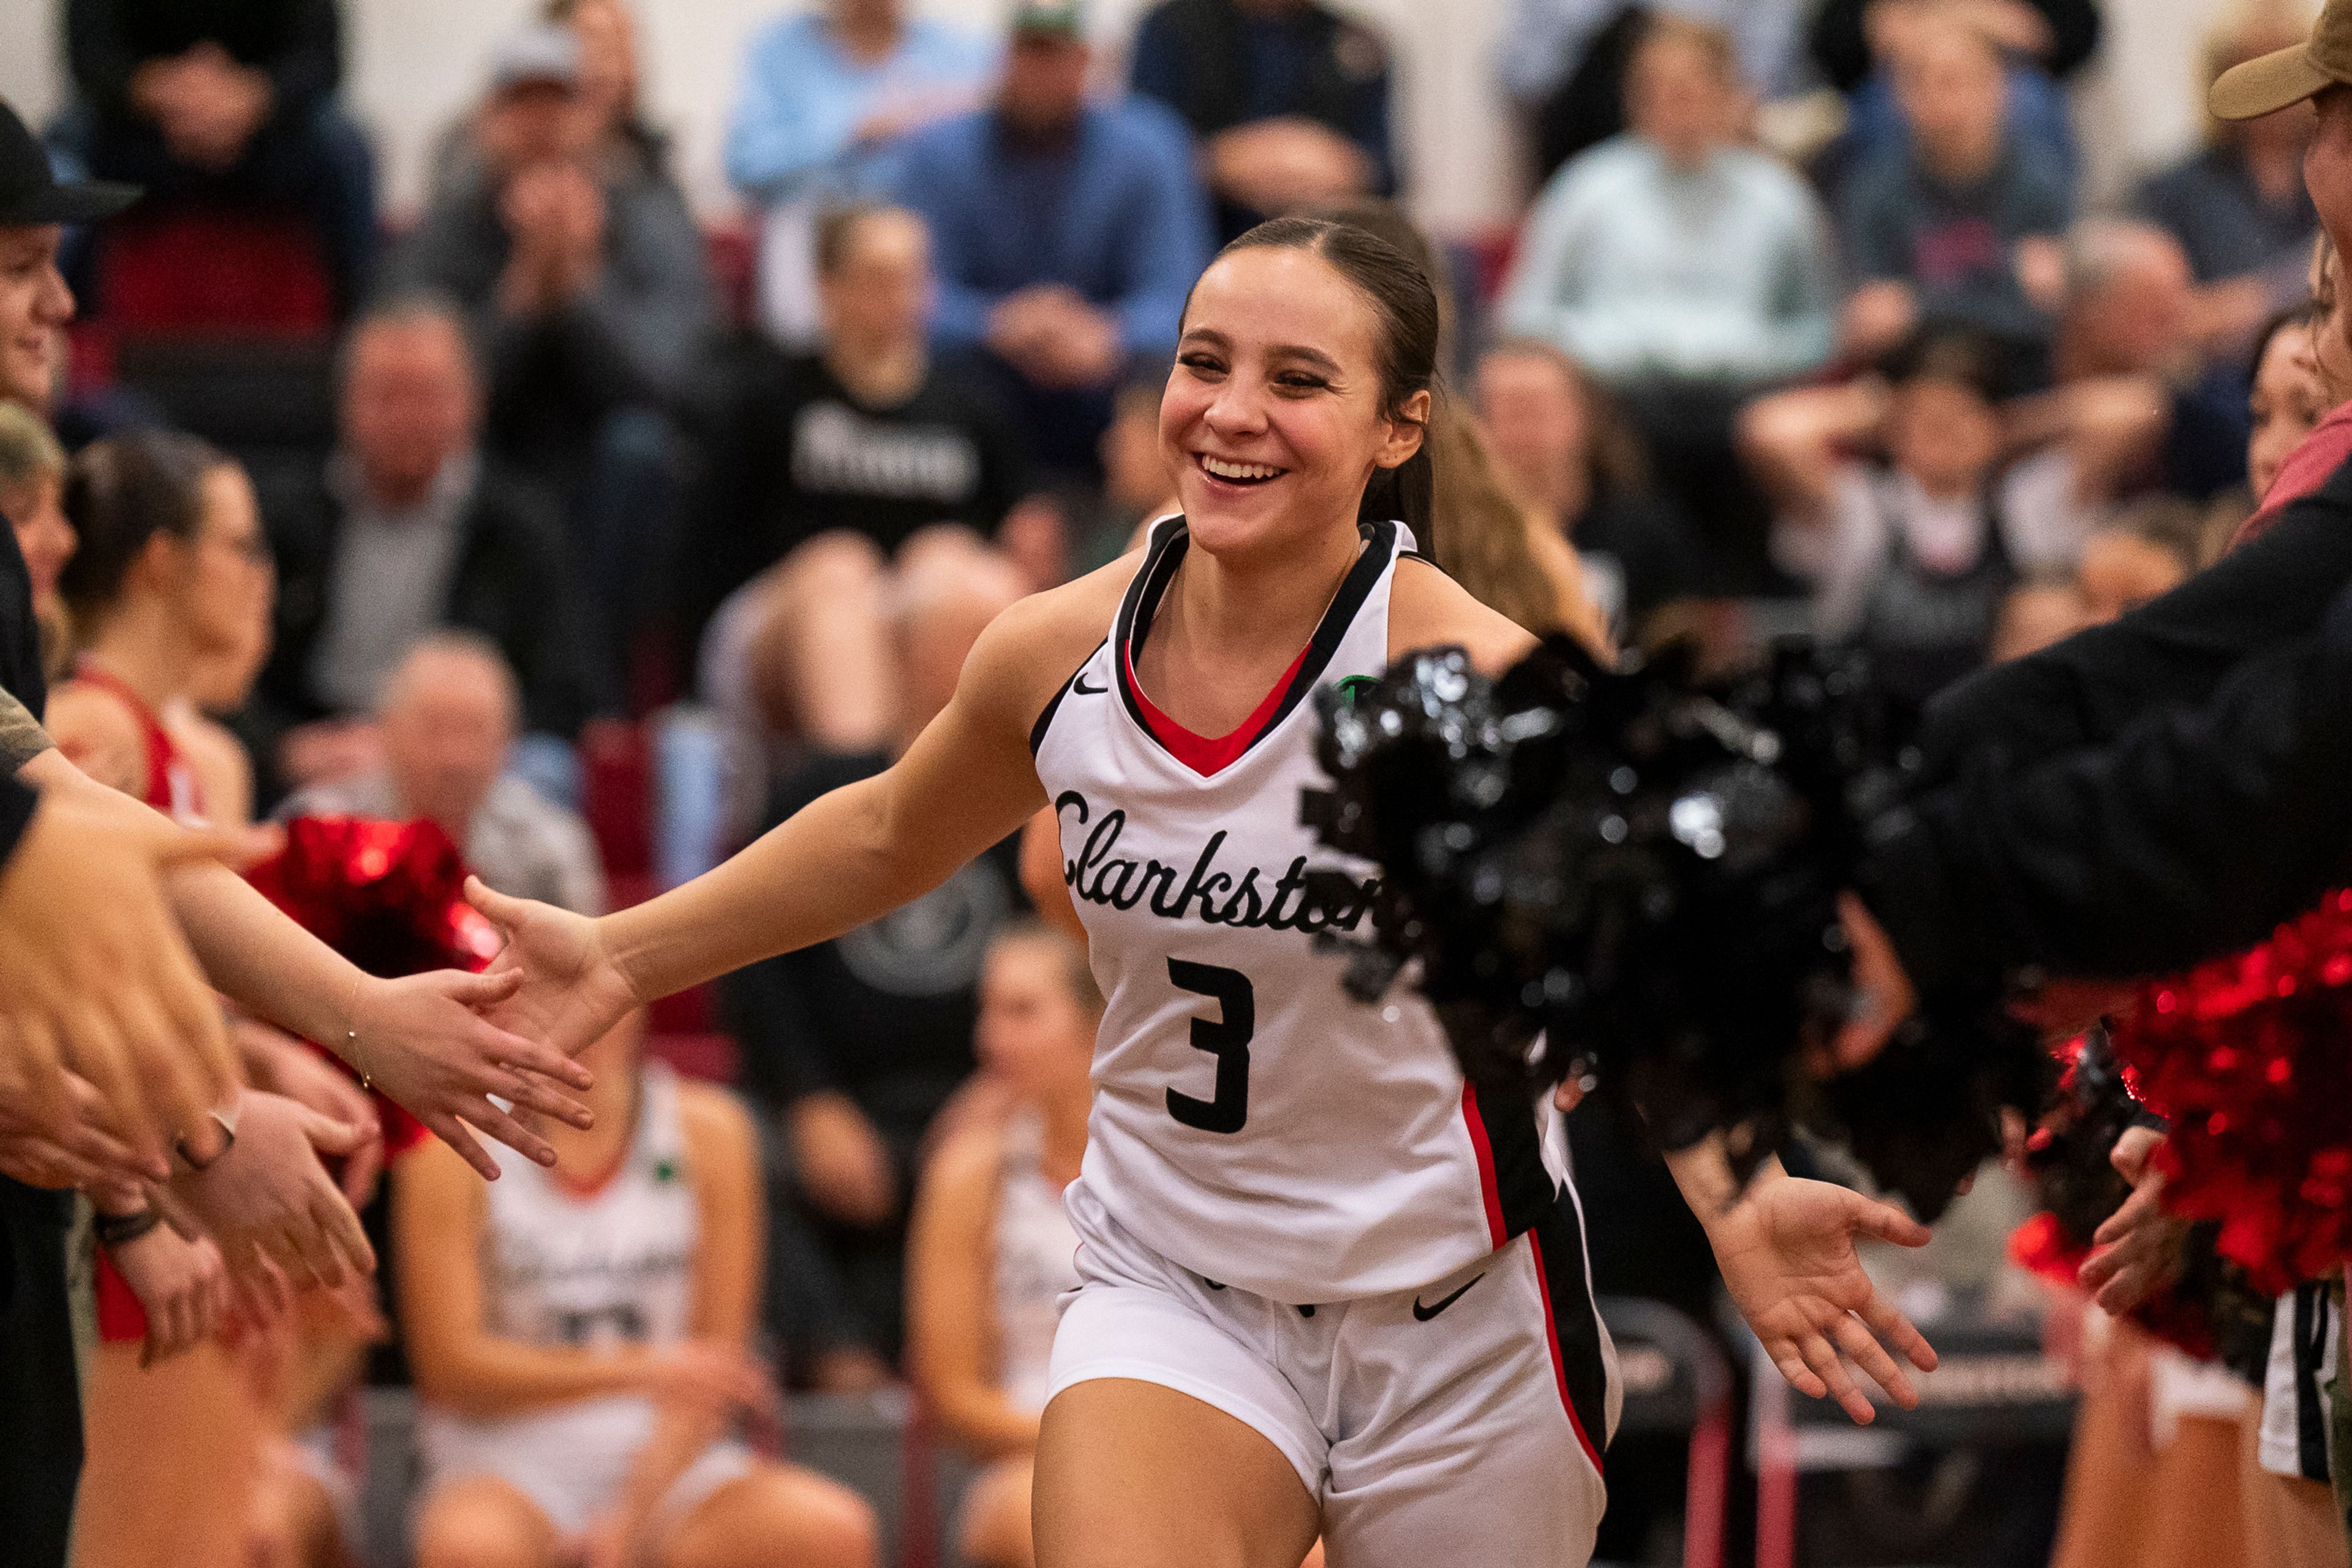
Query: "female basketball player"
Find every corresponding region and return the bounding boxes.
[465,217,1939,1567]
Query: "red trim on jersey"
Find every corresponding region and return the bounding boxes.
[1460,1082,1509,1248]
[1122,639,1310,777]
[1529,1232,1606,1474]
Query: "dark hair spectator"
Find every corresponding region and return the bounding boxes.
[722,532,1030,1389]
[1128,0,1396,243]
[2134,1,2320,361]
[1838,10,2073,363]
[49,0,379,315]
[1473,338,1710,641]
[889,0,1214,478]
[682,203,1029,653]
[279,631,606,916]
[1498,19,1837,387]
[724,0,995,344]
[389,20,717,673]
[1743,323,2098,704]
[2247,303,2328,505]
[241,293,600,805]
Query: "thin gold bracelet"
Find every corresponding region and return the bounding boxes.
[345,970,374,1091]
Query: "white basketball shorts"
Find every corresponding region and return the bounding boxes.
[1047,1181,1619,1566]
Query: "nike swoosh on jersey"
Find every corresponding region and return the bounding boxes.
[1072,673,1109,695]
[1412,1272,1485,1321]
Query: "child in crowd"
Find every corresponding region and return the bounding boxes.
[397,1009,878,1568]
[1744,324,2094,704]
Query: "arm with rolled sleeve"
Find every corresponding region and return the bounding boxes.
[1860,582,2352,994]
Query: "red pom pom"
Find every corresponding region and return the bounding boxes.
[245,816,500,1157]
[2109,892,2352,1294]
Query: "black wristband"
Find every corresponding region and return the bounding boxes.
[95,1207,163,1250]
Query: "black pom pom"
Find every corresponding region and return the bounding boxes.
[1310,635,2046,1218]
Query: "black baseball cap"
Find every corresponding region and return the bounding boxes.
[0,99,138,227]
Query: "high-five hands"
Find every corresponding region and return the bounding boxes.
[1708,1167,1940,1425]
[462,878,643,1064]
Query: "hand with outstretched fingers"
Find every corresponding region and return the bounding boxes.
[2078,1126,2187,1314]
[462,878,643,1065]
[107,1222,232,1366]
[163,1090,377,1294]
[0,792,265,1162]
[342,968,595,1180]
[1709,1169,1940,1425]
[0,1066,164,1193]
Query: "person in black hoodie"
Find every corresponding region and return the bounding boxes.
[1128,0,1396,242]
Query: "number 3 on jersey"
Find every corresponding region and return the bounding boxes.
[1166,959,1253,1134]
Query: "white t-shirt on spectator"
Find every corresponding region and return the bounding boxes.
[1771,448,2092,638]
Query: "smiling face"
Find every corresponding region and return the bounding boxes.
[1161,245,1428,564]
[0,225,72,414]
[2248,320,2325,501]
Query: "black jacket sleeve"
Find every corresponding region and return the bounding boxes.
[0,773,38,870]
[1858,576,2352,993]
[1914,454,2352,786]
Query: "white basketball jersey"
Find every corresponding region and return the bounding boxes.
[1031,518,1568,1303]
[476,1061,699,1351]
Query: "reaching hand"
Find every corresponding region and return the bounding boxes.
[1825,892,1918,1073]
[641,1338,781,1423]
[463,878,643,1064]
[237,1018,385,1208]
[1709,1171,1939,1424]
[105,1221,232,1366]
[347,968,595,1180]
[2078,1126,2186,1314]
[162,1090,377,1293]
[0,790,257,1163]
[0,1061,164,1193]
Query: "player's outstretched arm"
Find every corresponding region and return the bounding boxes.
[18,750,596,1180]
[1666,1139,1939,1425]
[469,576,1115,1061]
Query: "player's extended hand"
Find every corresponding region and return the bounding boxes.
[347,968,595,1180]
[1708,1171,1939,1424]
[106,1221,232,1366]
[464,878,643,1063]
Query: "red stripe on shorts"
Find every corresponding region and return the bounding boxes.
[1460,1080,1509,1248]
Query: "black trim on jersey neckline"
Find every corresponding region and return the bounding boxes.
[1113,515,1400,775]
[1027,638,1109,756]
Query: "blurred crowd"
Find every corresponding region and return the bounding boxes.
[4,0,2339,1564]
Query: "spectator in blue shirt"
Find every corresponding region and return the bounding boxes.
[1129,0,1395,243]
[891,0,1213,477]
[724,0,996,343]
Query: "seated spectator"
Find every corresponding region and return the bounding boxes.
[1473,338,1711,641]
[396,1008,880,1568]
[391,22,716,666]
[244,295,599,803]
[0,401,73,679]
[48,430,270,820]
[279,634,606,915]
[726,0,995,344]
[2138,2,2317,366]
[686,205,1028,649]
[1742,325,2095,706]
[1129,0,1395,243]
[2018,219,2251,505]
[722,533,1029,1389]
[1810,0,2095,190]
[49,0,377,314]
[1499,18,1838,387]
[906,921,1091,1568]
[1839,10,2071,364]
[892,0,1213,477]
[1496,0,1810,183]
